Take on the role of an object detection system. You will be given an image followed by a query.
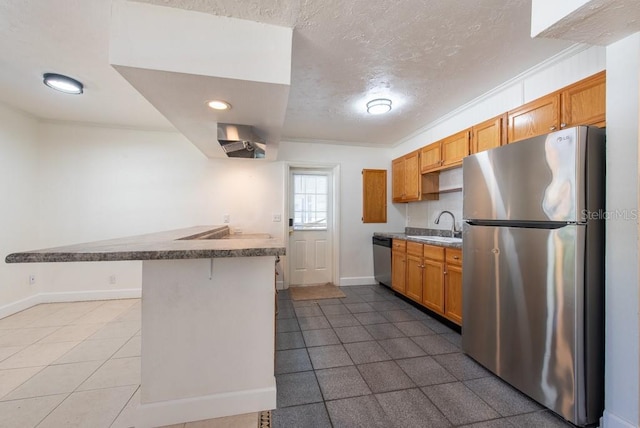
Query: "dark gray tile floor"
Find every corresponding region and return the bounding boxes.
[272,284,574,428]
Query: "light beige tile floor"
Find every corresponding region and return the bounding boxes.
[0,299,259,428]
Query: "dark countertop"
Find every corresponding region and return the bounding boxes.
[374,230,462,249]
[5,225,286,263]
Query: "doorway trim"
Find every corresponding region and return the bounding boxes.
[283,162,340,288]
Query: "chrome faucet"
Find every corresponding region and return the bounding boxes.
[435,210,458,237]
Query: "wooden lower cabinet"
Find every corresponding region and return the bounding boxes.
[422,258,444,313]
[405,242,424,302]
[444,250,463,325]
[391,240,407,294]
[406,253,423,303]
[390,240,463,326]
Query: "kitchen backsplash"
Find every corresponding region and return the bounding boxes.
[407,168,463,231]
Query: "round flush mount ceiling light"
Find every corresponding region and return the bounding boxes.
[43,73,83,94]
[366,98,392,115]
[207,100,231,111]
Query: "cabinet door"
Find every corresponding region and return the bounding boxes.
[391,251,406,294]
[441,129,470,167]
[561,70,606,128]
[391,157,405,202]
[508,94,560,143]
[422,259,444,314]
[472,115,505,154]
[444,263,463,326]
[405,253,423,303]
[362,169,387,223]
[403,151,421,201]
[420,143,441,173]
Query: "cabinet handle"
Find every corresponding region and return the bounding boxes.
[550,125,557,131]
[453,256,460,260]
[560,123,567,128]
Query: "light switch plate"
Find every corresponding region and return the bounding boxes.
[273,214,282,222]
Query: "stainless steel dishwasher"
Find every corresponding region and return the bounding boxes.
[372,236,392,287]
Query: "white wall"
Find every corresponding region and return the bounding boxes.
[0,103,40,317]
[603,32,640,428]
[0,118,404,315]
[277,141,404,285]
[31,122,286,301]
[396,44,606,232]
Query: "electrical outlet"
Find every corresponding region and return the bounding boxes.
[223,214,230,223]
[273,214,282,222]
[29,275,36,285]
[109,275,116,284]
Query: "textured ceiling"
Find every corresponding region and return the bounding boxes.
[135,0,574,145]
[535,0,640,45]
[0,0,576,147]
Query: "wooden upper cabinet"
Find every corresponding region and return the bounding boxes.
[441,129,470,167]
[420,142,441,173]
[391,158,405,202]
[471,114,506,154]
[561,70,606,128]
[362,169,387,223]
[404,151,421,200]
[508,94,560,143]
[392,151,424,203]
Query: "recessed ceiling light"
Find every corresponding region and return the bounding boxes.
[207,100,231,110]
[43,73,83,95]
[367,98,392,115]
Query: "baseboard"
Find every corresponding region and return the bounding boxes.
[276,279,285,290]
[39,288,141,303]
[603,410,637,428]
[0,288,141,320]
[136,384,276,428]
[0,294,42,320]
[339,276,376,286]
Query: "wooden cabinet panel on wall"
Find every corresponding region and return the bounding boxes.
[561,70,606,128]
[420,143,441,173]
[508,94,560,143]
[391,239,406,294]
[444,249,463,325]
[362,169,387,223]
[441,129,470,167]
[471,114,506,154]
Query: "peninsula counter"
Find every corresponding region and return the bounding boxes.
[6,225,286,427]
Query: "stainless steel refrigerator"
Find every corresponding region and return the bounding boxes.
[462,126,605,427]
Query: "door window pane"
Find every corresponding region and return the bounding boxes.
[293,173,328,230]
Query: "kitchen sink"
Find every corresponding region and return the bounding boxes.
[407,235,462,244]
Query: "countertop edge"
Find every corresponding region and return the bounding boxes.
[373,232,463,249]
[5,226,286,263]
[6,247,286,263]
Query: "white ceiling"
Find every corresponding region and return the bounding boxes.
[0,0,623,149]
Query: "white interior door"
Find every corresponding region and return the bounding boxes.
[289,169,333,286]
